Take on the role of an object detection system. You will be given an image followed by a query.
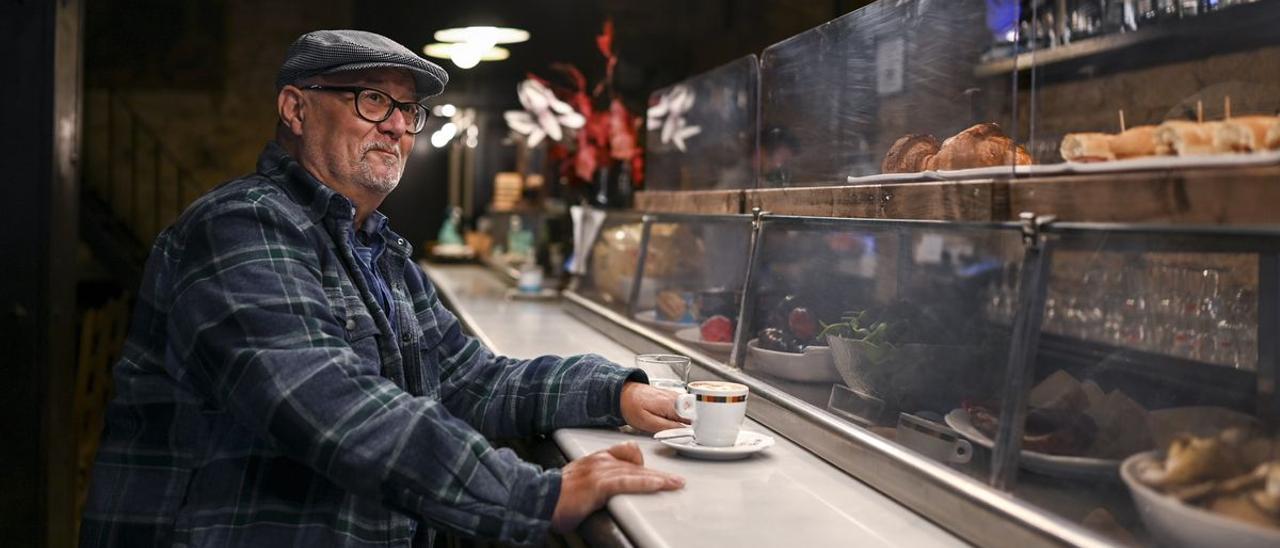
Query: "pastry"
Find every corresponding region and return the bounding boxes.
[656,290,690,322]
[1134,430,1280,532]
[1213,116,1280,153]
[1268,122,1280,150]
[1155,120,1221,156]
[1060,132,1115,162]
[1108,125,1158,159]
[882,134,940,173]
[927,123,1033,170]
[962,401,1097,456]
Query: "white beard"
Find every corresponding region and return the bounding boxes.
[347,141,403,195]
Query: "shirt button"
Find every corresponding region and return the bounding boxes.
[345,318,356,331]
[400,332,412,344]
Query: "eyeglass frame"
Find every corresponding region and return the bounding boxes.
[300,84,430,134]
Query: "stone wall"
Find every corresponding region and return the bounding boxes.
[1020,46,1280,162]
[85,0,354,208]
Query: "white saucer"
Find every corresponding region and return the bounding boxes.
[654,428,775,460]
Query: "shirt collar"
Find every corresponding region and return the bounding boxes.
[256,141,352,224]
[256,141,412,257]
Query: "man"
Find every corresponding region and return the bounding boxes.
[81,30,685,547]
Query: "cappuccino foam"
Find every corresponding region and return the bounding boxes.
[689,381,746,393]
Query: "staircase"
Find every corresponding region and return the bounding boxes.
[81,89,203,289]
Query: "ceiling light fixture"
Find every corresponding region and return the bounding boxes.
[423,43,509,69]
[424,25,528,70]
[433,26,529,45]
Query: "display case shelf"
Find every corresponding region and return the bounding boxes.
[974,0,1280,78]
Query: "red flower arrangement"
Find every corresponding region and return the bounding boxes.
[530,19,644,188]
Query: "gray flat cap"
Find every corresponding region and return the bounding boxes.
[276,29,448,99]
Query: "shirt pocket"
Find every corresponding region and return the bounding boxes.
[415,306,443,351]
[324,287,382,375]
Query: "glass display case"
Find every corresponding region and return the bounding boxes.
[568,212,1280,545]
[993,223,1278,546]
[758,0,1023,186]
[645,55,760,191]
[732,216,1024,480]
[628,214,753,359]
[574,211,646,315]
[568,0,1280,545]
[476,210,559,279]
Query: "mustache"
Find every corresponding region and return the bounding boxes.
[361,141,400,160]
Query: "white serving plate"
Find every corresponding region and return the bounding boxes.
[633,309,697,331]
[846,150,1280,185]
[944,408,1121,481]
[1121,451,1280,548]
[674,327,733,353]
[744,339,841,383]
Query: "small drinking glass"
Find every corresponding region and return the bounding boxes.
[636,354,692,386]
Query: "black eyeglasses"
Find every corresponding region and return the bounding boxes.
[302,85,429,134]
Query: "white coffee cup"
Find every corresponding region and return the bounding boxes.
[895,413,972,464]
[649,378,687,394]
[675,381,749,447]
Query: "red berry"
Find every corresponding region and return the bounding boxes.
[788,307,818,340]
[700,315,734,343]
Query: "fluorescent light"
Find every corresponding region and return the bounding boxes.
[433,26,529,45]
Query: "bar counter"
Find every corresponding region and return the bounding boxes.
[421,262,964,547]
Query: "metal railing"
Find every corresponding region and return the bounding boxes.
[85,89,201,246]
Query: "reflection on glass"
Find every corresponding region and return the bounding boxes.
[578,214,645,313]
[741,218,1023,482]
[760,0,1021,185]
[645,56,759,191]
[633,219,753,361]
[1008,231,1270,545]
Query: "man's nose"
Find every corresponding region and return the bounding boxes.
[377,108,410,138]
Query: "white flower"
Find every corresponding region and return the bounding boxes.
[646,85,701,152]
[503,79,585,147]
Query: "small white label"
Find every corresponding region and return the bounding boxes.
[915,234,945,264]
[876,36,906,96]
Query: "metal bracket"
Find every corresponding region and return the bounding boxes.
[991,217,1056,490]
[730,209,769,368]
[624,216,655,318]
[1019,212,1056,250]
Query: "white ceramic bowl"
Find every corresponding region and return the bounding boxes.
[745,339,841,383]
[1121,451,1280,548]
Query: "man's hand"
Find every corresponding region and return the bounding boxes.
[619,382,689,433]
[551,442,683,534]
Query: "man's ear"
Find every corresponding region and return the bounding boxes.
[277,86,306,136]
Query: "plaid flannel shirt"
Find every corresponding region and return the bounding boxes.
[80,142,644,547]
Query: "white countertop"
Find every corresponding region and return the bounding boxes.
[422,263,965,547]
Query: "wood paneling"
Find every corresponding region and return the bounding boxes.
[652,165,1280,224]
[634,189,743,214]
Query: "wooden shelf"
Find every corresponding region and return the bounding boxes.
[973,1,1280,79]
[640,164,1280,225]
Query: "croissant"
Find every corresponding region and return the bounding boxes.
[881,134,940,173]
[927,123,1032,171]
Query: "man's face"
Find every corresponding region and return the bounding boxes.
[298,68,417,196]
